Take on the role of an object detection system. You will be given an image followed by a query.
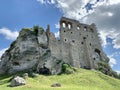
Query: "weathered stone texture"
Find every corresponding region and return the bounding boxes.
[48,17,109,69]
[0,17,110,75]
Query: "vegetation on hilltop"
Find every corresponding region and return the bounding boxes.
[0,68,120,90]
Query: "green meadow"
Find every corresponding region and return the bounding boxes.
[0,69,120,90]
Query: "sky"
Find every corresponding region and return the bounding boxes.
[0,0,120,73]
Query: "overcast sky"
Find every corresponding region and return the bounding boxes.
[0,0,120,73]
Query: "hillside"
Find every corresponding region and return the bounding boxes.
[0,68,120,90]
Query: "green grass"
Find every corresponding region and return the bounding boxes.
[0,69,120,90]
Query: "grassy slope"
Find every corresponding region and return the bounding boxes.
[0,69,120,90]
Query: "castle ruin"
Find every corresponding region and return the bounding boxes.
[0,17,110,74]
[47,17,109,69]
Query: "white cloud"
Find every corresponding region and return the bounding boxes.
[82,3,120,49]
[116,71,120,74]
[37,0,55,4]
[108,0,120,5]
[55,22,60,29]
[54,31,59,38]
[108,56,117,67]
[37,0,90,19]
[0,28,19,40]
[0,48,8,61]
[110,51,120,57]
[38,0,120,49]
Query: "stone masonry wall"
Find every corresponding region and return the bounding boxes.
[48,17,109,69]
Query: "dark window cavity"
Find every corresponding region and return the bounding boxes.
[90,43,91,46]
[84,27,87,31]
[83,37,86,39]
[72,40,75,43]
[81,42,84,44]
[65,39,67,41]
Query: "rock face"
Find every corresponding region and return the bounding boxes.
[10,76,26,87]
[0,26,62,74]
[0,17,110,75]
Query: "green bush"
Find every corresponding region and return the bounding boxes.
[39,27,44,34]
[97,61,120,79]
[33,25,39,35]
[61,63,75,74]
[97,61,111,74]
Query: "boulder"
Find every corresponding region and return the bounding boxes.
[10,76,26,87]
[51,83,61,87]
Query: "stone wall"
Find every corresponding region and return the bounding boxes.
[48,17,109,69]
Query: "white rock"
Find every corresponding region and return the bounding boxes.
[10,76,26,87]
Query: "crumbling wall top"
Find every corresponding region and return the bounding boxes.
[60,17,96,33]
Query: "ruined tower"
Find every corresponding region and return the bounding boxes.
[49,17,109,69]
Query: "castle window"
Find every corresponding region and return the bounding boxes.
[91,28,94,32]
[77,26,80,30]
[84,27,87,31]
[71,32,73,34]
[81,42,84,44]
[83,37,86,39]
[64,30,65,32]
[90,43,91,46]
[72,40,75,43]
[93,58,96,60]
[62,22,66,28]
[95,49,101,55]
[68,24,72,29]
[64,39,67,41]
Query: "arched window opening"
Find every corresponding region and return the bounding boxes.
[77,26,80,30]
[68,24,72,29]
[62,22,66,28]
[95,49,101,55]
[84,27,87,31]
[91,28,94,32]
[94,49,101,61]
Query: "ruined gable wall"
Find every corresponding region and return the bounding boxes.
[59,17,92,68]
[48,17,109,69]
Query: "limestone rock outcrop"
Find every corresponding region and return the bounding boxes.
[0,26,62,74]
